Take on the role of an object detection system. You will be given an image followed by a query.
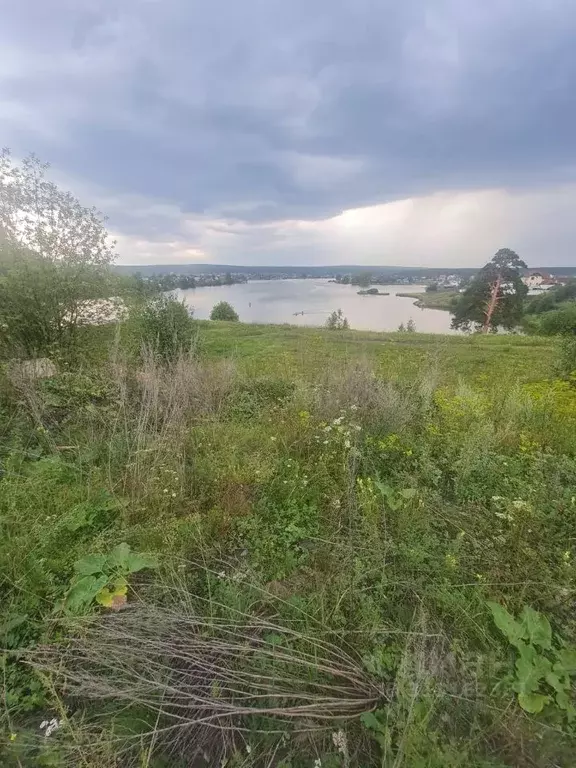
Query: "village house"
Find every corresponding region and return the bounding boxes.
[521,270,557,289]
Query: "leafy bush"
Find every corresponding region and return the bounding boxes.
[397,318,416,332]
[537,304,576,336]
[136,294,195,362]
[556,334,576,379]
[210,301,239,321]
[0,244,114,358]
[488,601,576,716]
[325,308,349,330]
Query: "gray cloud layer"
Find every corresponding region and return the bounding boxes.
[2,0,576,265]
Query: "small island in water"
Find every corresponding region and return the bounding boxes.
[357,287,390,296]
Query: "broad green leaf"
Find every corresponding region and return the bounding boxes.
[517,640,536,664]
[545,672,565,695]
[65,574,108,612]
[555,691,572,711]
[374,482,394,500]
[556,648,576,674]
[360,712,382,732]
[514,657,544,694]
[96,579,128,608]
[73,553,107,576]
[399,488,417,500]
[107,542,132,570]
[124,551,158,573]
[518,692,549,714]
[487,601,525,648]
[520,605,552,650]
[65,502,93,532]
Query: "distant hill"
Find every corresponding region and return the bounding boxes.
[113,263,576,277]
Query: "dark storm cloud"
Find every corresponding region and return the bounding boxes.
[2,0,576,239]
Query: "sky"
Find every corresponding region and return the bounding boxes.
[2,0,576,267]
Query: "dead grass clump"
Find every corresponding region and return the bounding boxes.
[312,359,433,433]
[29,595,384,766]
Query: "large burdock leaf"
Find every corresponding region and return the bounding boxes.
[520,606,552,650]
[487,601,525,648]
[73,553,106,576]
[125,551,158,573]
[96,577,128,609]
[106,543,158,573]
[107,542,132,570]
[518,692,549,713]
[65,574,108,613]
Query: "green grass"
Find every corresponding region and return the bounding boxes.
[1,320,575,767]
[197,320,556,385]
[396,290,459,311]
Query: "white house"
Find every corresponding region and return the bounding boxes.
[522,271,544,288]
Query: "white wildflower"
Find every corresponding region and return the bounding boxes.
[332,729,348,755]
[344,439,351,449]
[40,718,61,738]
[172,492,177,498]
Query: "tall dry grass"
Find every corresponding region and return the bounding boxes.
[104,348,237,506]
[29,568,385,767]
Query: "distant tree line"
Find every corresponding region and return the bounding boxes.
[139,271,247,292]
[335,273,421,287]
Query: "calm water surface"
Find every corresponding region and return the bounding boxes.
[177,279,458,334]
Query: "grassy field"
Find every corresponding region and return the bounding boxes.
[396,290,459,311]
[2,320,576,767]
[198,321,556,385]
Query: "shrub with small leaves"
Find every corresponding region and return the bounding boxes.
[135,294,195,362]
[210,301,239,321]
[325,309,349,330]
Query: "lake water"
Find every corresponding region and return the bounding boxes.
[176,279,458,334]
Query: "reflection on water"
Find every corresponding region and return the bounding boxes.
[176,279,458,334]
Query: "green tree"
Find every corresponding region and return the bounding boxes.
[537,305,576,336]
[0,149,115,266]
[0,243,114,357]
[352,273,372,288]
[451,248,528,333]
[134,294,195,362]
[0,149,118,356]
[210,301,239,321]
[325,309,349,330]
